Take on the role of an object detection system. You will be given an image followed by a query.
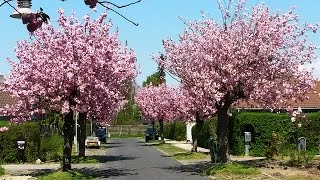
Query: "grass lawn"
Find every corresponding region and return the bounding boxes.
[109,133,143,138]
[204,163,261,179]
[71,156,99,164]
[154,143,209,160]
[0,165,5,176]
[36,170,93,180]
[0,120,9,127]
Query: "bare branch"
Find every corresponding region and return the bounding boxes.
[99,2,139,26]
[1,0,22,16]
[99,0,141,9]
[0,0,13,7]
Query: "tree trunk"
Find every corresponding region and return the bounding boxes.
[62,110,74,171]
[192,112,203,152]
[78,112,87,157]
[159,119,164,141]
[217,107,230,163]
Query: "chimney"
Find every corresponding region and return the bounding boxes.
[0,75,4,83]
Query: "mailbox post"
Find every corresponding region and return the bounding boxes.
[244,132,251,156]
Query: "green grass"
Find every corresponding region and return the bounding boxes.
[154,143,209,161]
[173,152,209,160]
[204,163,261,176]
[0,165,5,176]
[0,120,9,127]
[154,143,188,155]
[36,170,93,180]
[71,156,99,164]
[109,133,143,138]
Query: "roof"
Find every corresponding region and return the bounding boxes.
[234,81,320,110]
[0,91,17,108]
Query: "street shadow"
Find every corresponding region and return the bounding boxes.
[156,162,211,175]
[107,144,125,148]
[76,167,138,179]
[72,155,138,163]
[106,142,123,145]
[29,167,138,179]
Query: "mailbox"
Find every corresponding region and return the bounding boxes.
[17,140,25,150]
[244,132,251,142]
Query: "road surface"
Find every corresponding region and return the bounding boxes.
[90,138,211,180]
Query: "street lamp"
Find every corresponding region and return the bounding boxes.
[10,0,34,19]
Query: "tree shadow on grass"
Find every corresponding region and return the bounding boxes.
[72,155,139,163]
[156,161,212,175]
[30,167,138,179]
[76,167,138,179]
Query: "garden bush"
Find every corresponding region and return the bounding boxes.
[0,165,4,176]
[0,121,64,163]
[0,122,41,163]
[191,117,217,149]
[164,122,186,141]
[230,112,320,157]
[40,134,63,162]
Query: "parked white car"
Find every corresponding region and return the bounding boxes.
[85,136,101,148]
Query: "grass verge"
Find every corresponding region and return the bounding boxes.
[203,163,260,176]
[154,143,209,161]
[36,170,93,180]
[109,133,143,138]
[0,165,5,176]
[0,120,9,127]
[71,156,99,164]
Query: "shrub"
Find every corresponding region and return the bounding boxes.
[286,151,315,167]
[191,117,217,149]
[0,122,41,163]
[0,121,64,164]
[163,122,186,141]
[0,165,4,176]
[230,112,320,157]
[40,134,63,162]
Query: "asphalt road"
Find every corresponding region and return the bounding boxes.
[92,138,211,180]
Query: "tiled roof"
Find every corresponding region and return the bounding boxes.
[0,91,17,108]
[234,81,320,109]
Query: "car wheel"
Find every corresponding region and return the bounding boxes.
[145,137,149,142]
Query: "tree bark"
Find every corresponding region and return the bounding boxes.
[62,110,74,171]
[216,107,230,163]
[159,119,164,141]
[78,112,87,157]
[192,112,203,152]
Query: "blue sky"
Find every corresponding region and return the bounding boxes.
[0,0,320,86]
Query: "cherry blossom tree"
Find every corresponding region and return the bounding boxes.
[2,10,137,170]
[135,84,185,140]
[157,1,318,163]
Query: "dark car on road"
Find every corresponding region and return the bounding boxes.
[145,127,159,142]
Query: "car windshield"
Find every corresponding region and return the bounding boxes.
[146,128,157,133]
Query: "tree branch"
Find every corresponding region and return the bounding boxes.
[2,0,22,16]
[99,0,141,9]
[0,0,13,7]
[99,2,139,26]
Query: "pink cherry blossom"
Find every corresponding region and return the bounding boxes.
[155,1,318,163]
[1,10,137,124]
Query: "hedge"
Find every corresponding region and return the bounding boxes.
[231,112,320,156]
[191,117,217,149]
[164,122,186,141]
[0,121,64,163]
[186,112,320,157]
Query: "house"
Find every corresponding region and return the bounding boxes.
[0,75,17,120]
[234,80,320,113]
